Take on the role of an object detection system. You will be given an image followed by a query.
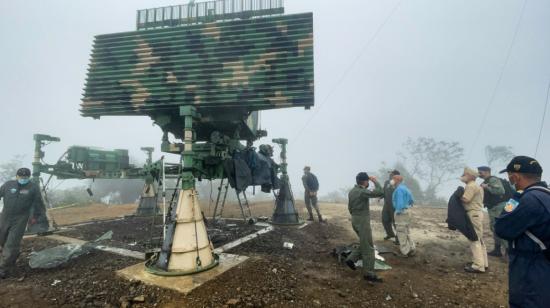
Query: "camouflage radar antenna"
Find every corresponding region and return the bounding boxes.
[81,0,314,276]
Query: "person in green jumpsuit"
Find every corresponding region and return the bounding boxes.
[0,168,46,278]
[345,172,384,283]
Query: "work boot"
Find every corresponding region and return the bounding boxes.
[318,215,325,223]
[306,215,314,222]
[464,265,485,274]
[364,274,383,283]
[345,259,357,271]
[488,248,503,257]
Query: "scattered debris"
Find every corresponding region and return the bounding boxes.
[283,242,294,249]
[51,279,62,286]
[132,295,145,303]
[29,231,113,269]
[385,294,393,301]
[226,298,240,305]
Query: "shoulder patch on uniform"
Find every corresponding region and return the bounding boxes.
[504,199,519,213]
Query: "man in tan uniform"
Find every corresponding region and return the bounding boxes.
[460,167,488,273]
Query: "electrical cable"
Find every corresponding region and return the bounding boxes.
[467,0,527,159]
[292,0,405,141]
[535,79,550,158]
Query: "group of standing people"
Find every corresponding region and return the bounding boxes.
[340,156,550,308]
[344,170,416,283]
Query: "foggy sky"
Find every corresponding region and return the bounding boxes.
[0,0,549,196]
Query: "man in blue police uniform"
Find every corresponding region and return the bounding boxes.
[495,156,550,308]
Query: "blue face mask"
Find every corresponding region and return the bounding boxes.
[18,178,30,185]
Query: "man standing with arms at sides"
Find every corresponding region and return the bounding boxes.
[302,166,323,222]
[461,167,489,273]
[345,172,384,283]
[477,166,510,257]
[382,170,400,242]
[392,175,416,257]
[0,168,46,279]
[495,156,550,308]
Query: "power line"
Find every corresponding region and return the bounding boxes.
[292,0,405,142]
[467,0,527,159]
[535,79,550,158]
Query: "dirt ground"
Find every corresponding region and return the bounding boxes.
[1,200,509,307]
[49,203,138,226]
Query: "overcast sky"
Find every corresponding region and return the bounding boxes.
[0,0,549,197]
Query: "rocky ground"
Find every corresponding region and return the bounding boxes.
[0,201,509,307]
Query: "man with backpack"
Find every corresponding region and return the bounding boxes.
[495,156,550,308]
[478,166,513,257]
[302,166,323,222]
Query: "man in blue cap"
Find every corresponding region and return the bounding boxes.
[0,168,46,278]
[495,156,550,308]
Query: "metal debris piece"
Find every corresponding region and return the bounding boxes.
[283,242,294,250]
[29,231,113,269]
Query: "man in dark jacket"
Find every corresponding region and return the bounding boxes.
[495,156,550,308]
[382,170,400,242]
[302,166,323,222]
[0,168,46,278]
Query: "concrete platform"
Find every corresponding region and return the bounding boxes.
[116,253,249,294]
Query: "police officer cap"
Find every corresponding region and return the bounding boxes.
[356,172,369,183]
[499,156,543,175]
[16,168,31,177]
[477,166,491,172]
[389,169,400,176]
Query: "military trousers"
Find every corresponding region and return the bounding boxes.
[0,214,29,271]
[488,202,508,250]
[381,202,396,238]
[346,214,375,276]
[395,210,415,256]
[467,210,488,272]
[304,191,321,220]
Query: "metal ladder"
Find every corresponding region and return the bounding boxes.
[212,178,254,223]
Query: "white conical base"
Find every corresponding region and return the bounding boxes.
[167,189,216,272]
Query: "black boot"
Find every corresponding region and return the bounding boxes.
[364,274,383,283]
[488,246,503,257]
[345,260,356,270]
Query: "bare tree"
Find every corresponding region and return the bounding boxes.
[0,155,25,183]
[400,137,464,199]
[485,145,514,168]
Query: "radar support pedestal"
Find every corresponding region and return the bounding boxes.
[271,139,303,226]
[146,106,219,276]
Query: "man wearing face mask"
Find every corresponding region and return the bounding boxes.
[460,167,489,273]
[0,168,46,278]
[345,172,384,283]
[382,170,400,242]
[495,156,550,308]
